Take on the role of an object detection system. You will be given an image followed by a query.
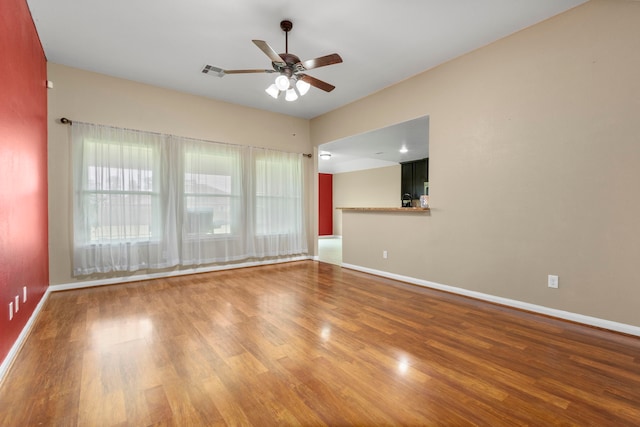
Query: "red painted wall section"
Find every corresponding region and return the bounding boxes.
[0,0,49,364]
[318,173,333,236]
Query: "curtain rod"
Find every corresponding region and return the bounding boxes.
[58,117,313,158]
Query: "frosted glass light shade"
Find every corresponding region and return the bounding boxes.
[265,84,279,99]
[275,75,290,91]
[296,79,311,96]
[285,88,298,102]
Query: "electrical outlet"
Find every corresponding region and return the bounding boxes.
[14,296,19,312]
[23,286,27,303]
[548,275,559,289]
[9,302,13,320]
[383,250,388,259]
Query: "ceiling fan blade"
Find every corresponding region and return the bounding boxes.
[252,40,286,67]
[224,69,275,74]
[202,65,274,77]
[300,54,343,71]
[300,74,336,92]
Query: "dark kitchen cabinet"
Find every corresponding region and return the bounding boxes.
[401,158,428,199]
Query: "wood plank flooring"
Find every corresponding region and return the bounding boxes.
[1,261,639,426]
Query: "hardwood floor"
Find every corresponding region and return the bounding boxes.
[1,261,639,426]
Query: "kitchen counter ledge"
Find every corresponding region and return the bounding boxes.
[337,207,429,212]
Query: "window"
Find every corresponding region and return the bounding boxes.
[254,151,304,236]
[72,122,308,275]
[183,150,240,237]
[82,141,160,242]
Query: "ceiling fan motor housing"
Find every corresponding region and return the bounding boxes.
[273,53,302,77]
[274,20,299,77]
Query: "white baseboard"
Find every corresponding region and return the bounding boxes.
[342,263,640,337]
[50,255,313,292]
[6,258,635,388]
[0,287,51,385]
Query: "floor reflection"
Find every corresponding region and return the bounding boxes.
[91,317,153,351]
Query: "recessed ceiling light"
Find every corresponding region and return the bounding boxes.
[399,146,408,153]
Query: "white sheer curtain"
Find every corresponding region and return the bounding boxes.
[177,136,248,264]
[72,122,179,275]
[72,122,308,275]
[247,147,307,257]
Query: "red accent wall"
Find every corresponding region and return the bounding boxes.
[0,0,49,364]
[318,173,333,236]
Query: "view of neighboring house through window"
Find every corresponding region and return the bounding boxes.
[183,149,240,237]
[84,142,159,242]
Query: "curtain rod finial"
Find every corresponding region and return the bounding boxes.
[60,117,72,125]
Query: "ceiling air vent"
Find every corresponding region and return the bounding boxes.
[202,65,225,77]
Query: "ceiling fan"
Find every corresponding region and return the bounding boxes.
[202,20,343,100]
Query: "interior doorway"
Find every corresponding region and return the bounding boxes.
[318,236,342,265]
[318,172,341,265]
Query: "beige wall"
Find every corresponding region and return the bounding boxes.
[46,0,640,327]
[311,0,640,327]
[47,63,314,285]
[332,165,400,235]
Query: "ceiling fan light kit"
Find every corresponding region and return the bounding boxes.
[296,79,310,95]
[265,84,280,98]
[266,76,312,101]
[204,20,342,102]
[275,75,290,91]
[285,88,298,102]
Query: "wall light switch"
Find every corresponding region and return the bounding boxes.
[548,275,559,289]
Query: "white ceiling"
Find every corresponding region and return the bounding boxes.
[28,0,586,121]
[28,0,585,174]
